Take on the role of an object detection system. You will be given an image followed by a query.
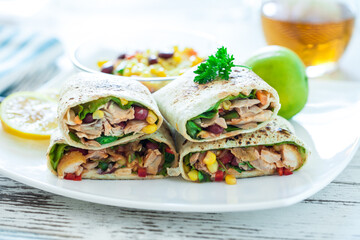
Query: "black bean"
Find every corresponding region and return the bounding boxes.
[117,53,126,59]
[101,62,114,74]
[82,113,95,123]
[158,51,174,59]
[206,124,224,134]
[148,55,158,65]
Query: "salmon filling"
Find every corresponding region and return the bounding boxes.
[184,143,306,182]
[64,97,159,147]
[186,90,277,139]
[49,140,176,180]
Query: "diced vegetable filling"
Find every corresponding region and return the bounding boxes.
[186,90,276,139]
[98,46,204,78]
[50,140,175,180]
[64,97,159,147]
[184,143,305,183]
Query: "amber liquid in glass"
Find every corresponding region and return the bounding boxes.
[262,6,355,67]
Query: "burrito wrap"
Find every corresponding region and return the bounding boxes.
[58,73,163,150]
[47,125,179,180]
[177,117,309,180]
[153,66,280,142]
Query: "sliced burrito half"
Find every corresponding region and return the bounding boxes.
[58,73,163,149]
[153,66,280,142]
[177,117,309,183]
[47,125,179,180]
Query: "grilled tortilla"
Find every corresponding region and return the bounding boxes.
[58,73,163,150]
[47,125,179,180]
[153,66,280,142]
[177,117,309,182]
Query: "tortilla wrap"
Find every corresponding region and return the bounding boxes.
[47,125,180,180]
[153,66,280,142]
[176,117,309,181]
[58,72,163,150]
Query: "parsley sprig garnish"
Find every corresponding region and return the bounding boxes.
[193,46,251,84]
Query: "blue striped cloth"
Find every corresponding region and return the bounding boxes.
[0,25,64,93]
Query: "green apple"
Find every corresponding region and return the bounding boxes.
[245,46,308,119]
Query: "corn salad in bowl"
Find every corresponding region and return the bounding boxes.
[72,30,219,92]
[98,46,203,78]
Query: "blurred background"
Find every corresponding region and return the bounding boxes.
[0,0,359,93]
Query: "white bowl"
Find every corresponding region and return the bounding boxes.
[71,29,221,92]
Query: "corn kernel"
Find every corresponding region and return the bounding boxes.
[225,174,237,185]
[188,169,199,181]
[156,70,166,77]
[142,124,158,134]
[183,165,190,173]
[173,53,182,63]
[207,160,218,173]
[74,115,82,124]
[146,110,158,124]
[191,56,203,67]
[92,110,104,119]
[123,68,132,76]
[117,156,126,166]
[150,68,157,75]
[97,60,109,68]
[120,98,128,105]
[203,151,216,165]
[135,53,143,61]
[222,100,231,110]
[173,45,179,53]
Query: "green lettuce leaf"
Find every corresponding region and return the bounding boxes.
[198,171,211,183]
[95,136,119,145]
[186,90,256,139]
[186,121,202,139]
[69,132,81,142]
[75,96,134,120]
[49,144,70,171]
[159,151,175,176]
[225,125,241,132]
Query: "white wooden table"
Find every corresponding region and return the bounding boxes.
[0,148,359,239]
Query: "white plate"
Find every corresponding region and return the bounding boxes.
[1,80,360,212]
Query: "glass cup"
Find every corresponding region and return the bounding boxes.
[261,0,356,77]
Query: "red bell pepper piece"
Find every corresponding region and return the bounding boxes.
[283,168,293,175]
[277,167,293,176]
[64,173,82,181]
[214,170,224,182]
[165,147,174,155]
[138,167,147,177]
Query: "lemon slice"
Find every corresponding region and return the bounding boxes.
[0,91,58,139]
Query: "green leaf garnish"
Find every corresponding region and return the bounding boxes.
[68,132,81,143]
[95,135,119,145]
[232,166,243,174]
[49,144,70,170]
[128,153,136,163]
[218,160,228,174]
[98,161,109,171]
[74,96,134,120]
[186,90,256,139]
[246,161,254,169]
[193,46,251,84]
[198,171,211,183]
[159,150,175,176]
